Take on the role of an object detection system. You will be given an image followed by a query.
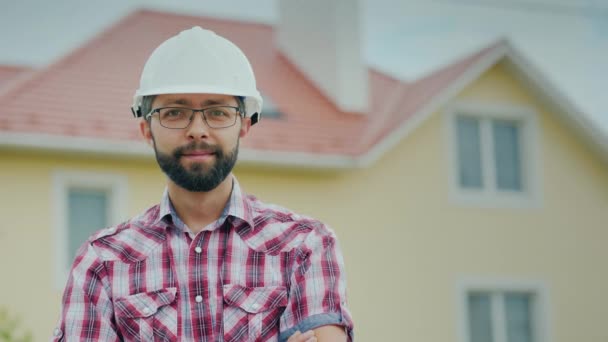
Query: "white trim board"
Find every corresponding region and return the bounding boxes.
[0,132,358,170]
[0,133,154,159]
[502,49,608,165]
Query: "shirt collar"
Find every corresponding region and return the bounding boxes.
[156,188,173,226]
[154,176,255,231]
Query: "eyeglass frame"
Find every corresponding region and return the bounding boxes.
[145,105,245,129]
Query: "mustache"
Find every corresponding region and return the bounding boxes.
[173,141,221,157]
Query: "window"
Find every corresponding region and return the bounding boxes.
[458,279,549,342]
[492,119,523,191]
[456,116,484,189]
[456,116,523,191]
[446,103,541,207]
[468,291,534,342]
[67,188,109,263]
[53,170,127,289]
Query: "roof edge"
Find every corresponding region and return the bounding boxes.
[0,133,357,170]
[0,133,154,159]
[502,46,608,164]
[359,40,510,167]
[3,34,605,169]
[360,39,608,167]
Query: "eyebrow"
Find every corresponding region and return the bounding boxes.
[161,98,233,107]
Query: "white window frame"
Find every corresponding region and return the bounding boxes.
[444,101,542,208]
[52,170,128,290]
[456,277,552,342]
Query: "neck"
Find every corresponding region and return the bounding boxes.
[167,175,233,234]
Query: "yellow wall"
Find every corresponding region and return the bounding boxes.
[1,61,607,341]
[0,151,166,340]
[238,62,608,341]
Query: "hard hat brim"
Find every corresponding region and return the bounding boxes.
[132,85,262,123]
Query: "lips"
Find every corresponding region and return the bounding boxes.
[180,150,216,162]
[182,151,214,156]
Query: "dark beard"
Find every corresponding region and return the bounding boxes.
[154,140,238,192]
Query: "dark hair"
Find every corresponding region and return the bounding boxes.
[141,95,246,121]
[236,96,246,115]
[141,95,156,121]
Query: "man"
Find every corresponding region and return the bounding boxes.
[52,27,353,341]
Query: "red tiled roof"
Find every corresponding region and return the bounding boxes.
[0,9,499,157]
[0,65,32,89]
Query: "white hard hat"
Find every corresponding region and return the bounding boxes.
[131,26,263,125]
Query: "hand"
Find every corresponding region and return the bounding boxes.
[287,330,317,342]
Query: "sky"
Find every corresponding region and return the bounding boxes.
[0,0,606,133]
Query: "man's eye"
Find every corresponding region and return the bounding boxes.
[209,110,227,117]
[160,109,188,120]
[166,110,184,117]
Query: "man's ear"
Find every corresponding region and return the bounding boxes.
[140,119,154,147]
[239,117,252,138]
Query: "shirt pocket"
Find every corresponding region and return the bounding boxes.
[114,287,178,342]
[222,284,288,342]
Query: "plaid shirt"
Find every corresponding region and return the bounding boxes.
[52,177,353,341]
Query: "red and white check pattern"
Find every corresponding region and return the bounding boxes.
[52,177,353,341]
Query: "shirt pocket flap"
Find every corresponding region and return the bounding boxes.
[223,284,288,314]
[115,287,177,318]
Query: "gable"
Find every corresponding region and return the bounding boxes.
[455,60,608,169]
[447,60,608,198]
[456,62,534,104]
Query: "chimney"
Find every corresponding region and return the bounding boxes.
[277,0,369,113]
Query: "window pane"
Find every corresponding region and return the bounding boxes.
[468,292,493,342]
[493,120,522,191]
[505,293,533,342]
[68,189,108,264]
[457,116,483,189]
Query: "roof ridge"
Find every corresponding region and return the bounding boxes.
[135,7,274,28]
[0,68,37,96]
[0,65,32,71]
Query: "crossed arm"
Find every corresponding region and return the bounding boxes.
[287,325,348,342]
[55,226,353,341]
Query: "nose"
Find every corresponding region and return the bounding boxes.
[185,111,210,140]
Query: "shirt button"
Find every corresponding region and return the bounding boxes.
[142,307,151,315]
[251,303,260,310]
[195,246,202,253]
[195,295,203,303]
[53,328,63,337]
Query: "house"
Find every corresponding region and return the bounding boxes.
[0,4,607,341]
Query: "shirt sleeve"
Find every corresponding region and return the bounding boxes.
[51,242,120,342]
[279,226,354,341]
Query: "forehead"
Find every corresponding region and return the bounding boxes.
[153,93,237,107]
